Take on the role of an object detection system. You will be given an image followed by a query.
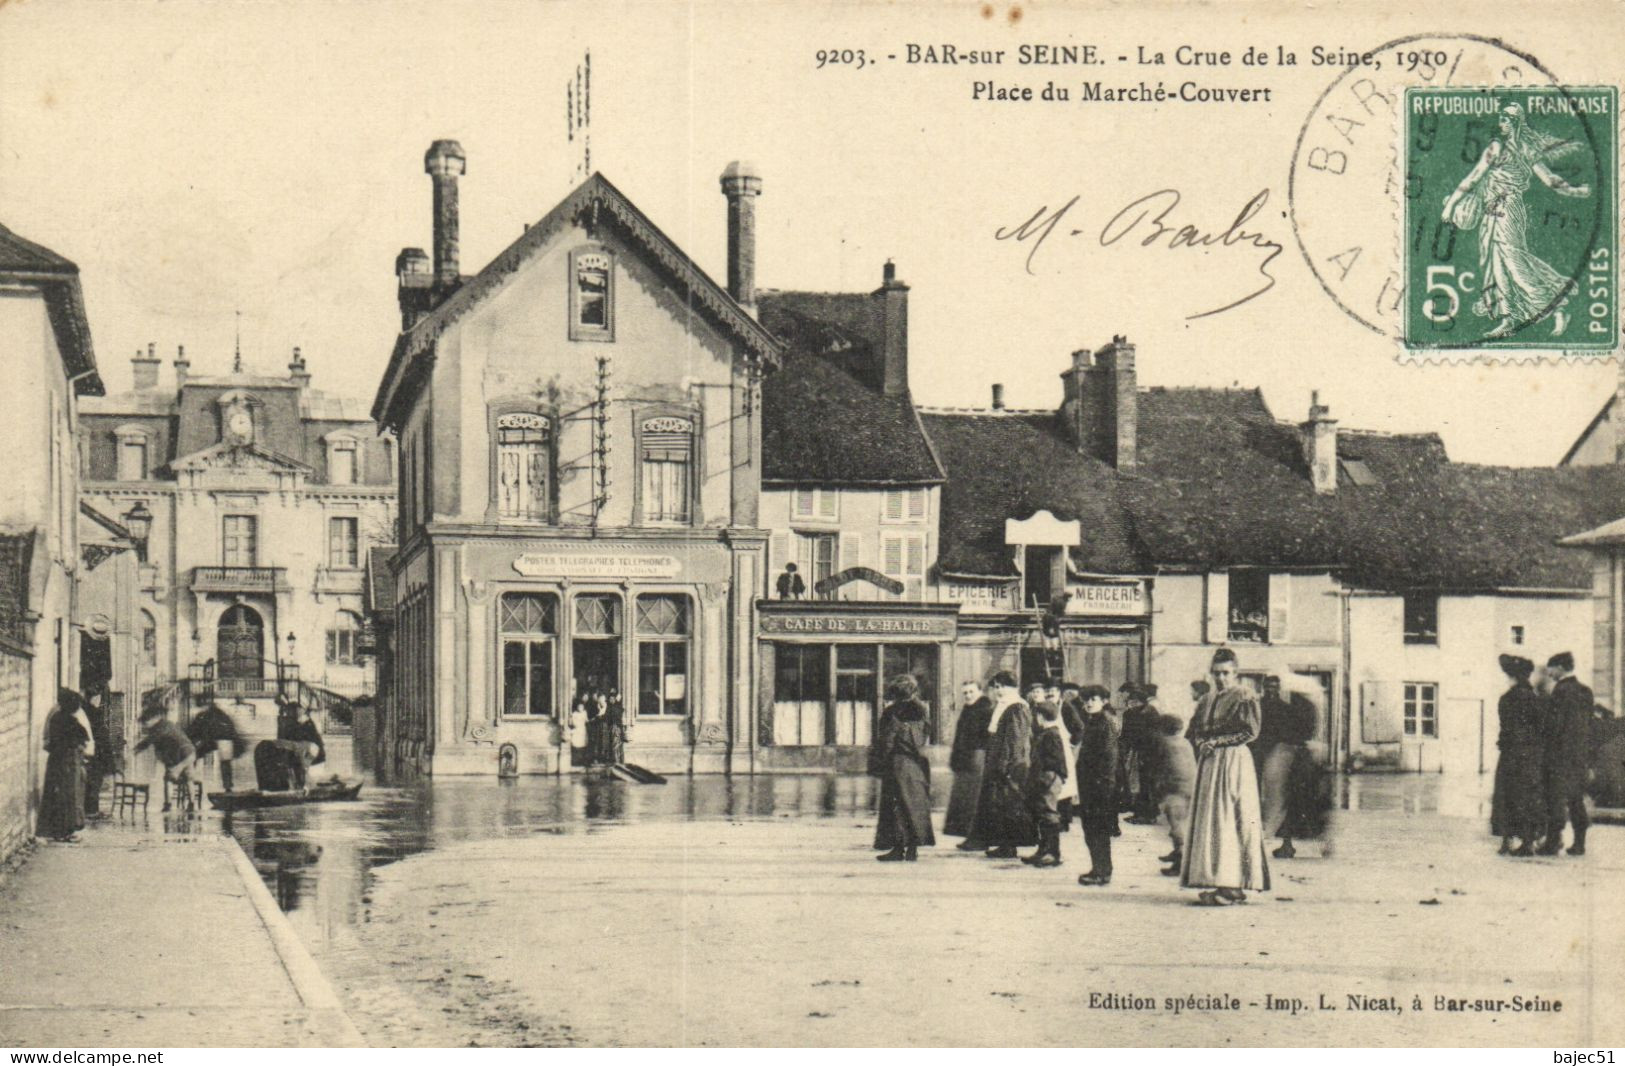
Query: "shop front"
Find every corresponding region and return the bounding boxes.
[755,601,960,771]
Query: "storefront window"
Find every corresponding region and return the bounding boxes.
[635,594,689,717]
[834,644,878,745]
[773,644,829,746]
[501,592,557,717]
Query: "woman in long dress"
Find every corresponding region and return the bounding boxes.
[943,680,992,846]
[869,674,935,862]
[1182,649,1270,905]
[37,689,92,843]
[1490,654,1545,856]
[972,671,1038,858]
[1441,103,1593,338]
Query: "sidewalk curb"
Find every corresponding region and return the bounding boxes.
[223,834,367,1047]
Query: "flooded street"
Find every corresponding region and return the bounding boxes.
[204,766,1625,1046]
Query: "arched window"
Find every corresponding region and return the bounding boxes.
[326,610,362,665]
[494,412,553,520]
[569,248,614,340]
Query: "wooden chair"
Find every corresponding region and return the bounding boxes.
[111,778,150,816]
[164,777,203,812]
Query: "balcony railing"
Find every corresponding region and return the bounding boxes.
[191,566,289,593]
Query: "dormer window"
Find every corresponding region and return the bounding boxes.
[569,247,614,341]
[325,432,360,486]
[115,425,149,481]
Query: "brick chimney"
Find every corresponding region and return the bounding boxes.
[991,383,1005,410]
[173,344,190,386]
[396,247,433,330]
[876,260,910,397]
[288,346,311,388]
[720,161,762,312]
[424,140,467,288]
[1059,336,1137,470]
[132,343,161,390]
[1301,390,1339,494]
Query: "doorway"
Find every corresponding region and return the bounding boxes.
[217,604,265,679]
[571,594,622,700]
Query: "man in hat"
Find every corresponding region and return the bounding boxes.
[1539,652,1592,856]
[133,704,198,812]
[775,562,806,601]
[1073,685,1120,885]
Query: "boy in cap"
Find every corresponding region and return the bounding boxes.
[1073,685,1120,885]
[1022,693,1070,867]
[134,704,198,811]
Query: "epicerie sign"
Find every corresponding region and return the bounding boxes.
[512,552,683,579]
[1064,581,1148,616]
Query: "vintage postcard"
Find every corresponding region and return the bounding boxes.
[1,0,1622,1052]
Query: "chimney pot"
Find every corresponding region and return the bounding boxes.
[131,342,162,391]
[720,160,763,310]
[174,344,189,386]
[876,259,910,396]
[1302,394,1339,494]
[424,140,467,286]
[992,383,1005,410]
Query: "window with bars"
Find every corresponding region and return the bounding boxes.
[221,515,257,566]
[639,416,694,524]
[791,488,838,521]
[500,592,558,717]
[1403,682,1438,738]
[495,413,552,520]
[327,610,362,665]
[636,595,690,717]
[881,533,927,600]
[882,487,927,523]
[328,517,359,568]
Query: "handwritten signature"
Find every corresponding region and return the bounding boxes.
[994,189,1282,319]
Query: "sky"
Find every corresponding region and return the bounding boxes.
[1,0,1619,464]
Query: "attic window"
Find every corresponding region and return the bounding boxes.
[1403,592,1439,645]
[1340,458,1378,486]
[569,248,614,341]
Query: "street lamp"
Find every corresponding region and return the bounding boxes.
[122,501,153,562]
[285,631,298,664]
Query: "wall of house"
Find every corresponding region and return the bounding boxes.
[760,486,939,601]
[1583,551,1621,711]
[0,288,78,860]
[1347,592,1592,773]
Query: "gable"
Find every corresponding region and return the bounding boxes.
[171,440,311,475]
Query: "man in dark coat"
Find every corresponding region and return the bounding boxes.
[944,680,992,847]
[1074,685,1120,885]
[186,698,245,791]
[1539,652,1592,856]
[1492,654,1545,856]
[1022,696,1071,867]
[972,671,1037,858]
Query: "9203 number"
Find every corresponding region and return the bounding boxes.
[816,49,868,69]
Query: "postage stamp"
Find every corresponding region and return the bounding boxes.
[1402,85,1617,352]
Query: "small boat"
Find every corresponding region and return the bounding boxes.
[609,762,667,785]
[207,779,364,811]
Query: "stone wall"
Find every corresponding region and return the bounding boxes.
[0,648,33,863]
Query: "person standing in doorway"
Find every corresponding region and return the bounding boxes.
[1183,648,1270,906]
[972,671,1036,858]
[944,680,992,849]
[1539,652,1592,856]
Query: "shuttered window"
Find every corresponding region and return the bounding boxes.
[791,488,838,521]
[883,487,927,523]
[882,533,927,601]
[640,416,693,524]
[496,413,552,520]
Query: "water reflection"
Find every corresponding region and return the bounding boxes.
[217,769,1485,951]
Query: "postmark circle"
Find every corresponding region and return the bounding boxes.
[1287,34,1611,352]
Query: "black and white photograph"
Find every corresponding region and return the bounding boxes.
[0,0,1621,1051]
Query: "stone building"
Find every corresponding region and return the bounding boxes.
[0,222,102,861]
[77,344,395,735]
[372,144,780,778]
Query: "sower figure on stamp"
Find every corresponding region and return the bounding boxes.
[972,671,1037,859]
[944,680,992,849]
[1491,654,1545,857]
[1539,651,1592,856]
[1182,648,1270,906]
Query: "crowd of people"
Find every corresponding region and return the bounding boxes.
[1490,651,1593,858]
[34,687,334,840]
[568,684,629,768]
[870,648,1340,906]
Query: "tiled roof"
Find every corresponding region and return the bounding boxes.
[0,222,75,273]
[758,290,944,486]
[921,386,1625,591]
[1560,515,1625,547]
[0,222,101,394]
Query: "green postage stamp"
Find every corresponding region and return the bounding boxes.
[1404,85,1617,353]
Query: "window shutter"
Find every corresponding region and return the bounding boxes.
[1360,680,1400,744]
[907,489,926,520]
[769,531,790,593]
[1205,572,1229,645]
[881,535,903,577]
[818,489,837,519]
[1268,572,1292,644]
[794,489,813,518]
[884,490,903,521]
[838,531,863,572]
[905,535,925,576]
